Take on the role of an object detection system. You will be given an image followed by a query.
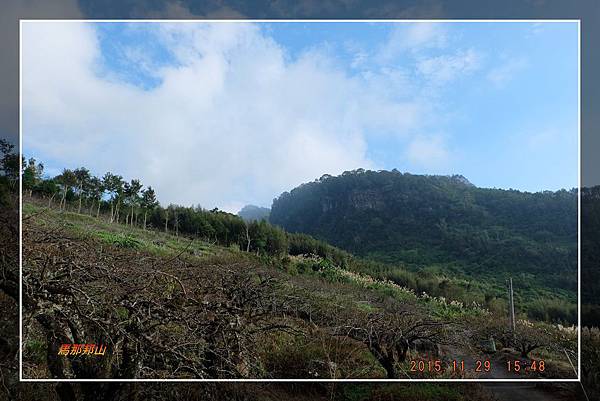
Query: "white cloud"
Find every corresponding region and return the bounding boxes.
[378,22,447,62]
[416,48,481,84]
[25,22,436,212]
[403,22,447,49]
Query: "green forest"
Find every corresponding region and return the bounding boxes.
[270,169,579,324]
[582,185,600,326]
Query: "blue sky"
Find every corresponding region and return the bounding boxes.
[22,21,578,211]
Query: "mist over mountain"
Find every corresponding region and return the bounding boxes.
[270,169,577,295]
[238,204,270,222]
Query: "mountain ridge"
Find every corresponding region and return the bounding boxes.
[269,168,577,297]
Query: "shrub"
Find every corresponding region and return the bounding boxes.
[527,298,577,324]
[96,231,142,249]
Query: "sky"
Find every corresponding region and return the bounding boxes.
[21,21,578,213]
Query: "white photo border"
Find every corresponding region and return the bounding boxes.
[18,18,582,383]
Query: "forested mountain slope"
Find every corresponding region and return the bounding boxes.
[270,169,578,297]
[582,186,600,326]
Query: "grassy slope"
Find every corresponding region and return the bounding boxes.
[22,203,488,323]
[22,202,384,379]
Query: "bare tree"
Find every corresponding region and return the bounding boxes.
[164,207,169,233]
[244,221,252,252]
[331,309,449,378]
[22,220,292,385]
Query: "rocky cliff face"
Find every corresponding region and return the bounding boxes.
[319,189,386,213]
[347,189,386,211]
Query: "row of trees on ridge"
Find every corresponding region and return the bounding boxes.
[20,154,348,261]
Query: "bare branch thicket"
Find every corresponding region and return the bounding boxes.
[22,219,295,383]
[0,196,19,401]
[326,307,454,379]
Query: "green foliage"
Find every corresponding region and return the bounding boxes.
[34,178,59,198]
[582,186,600,327]
[259,327,382,380]
[25,339,46,364]
[95,231,142,249]
[340,385,372,401]
[287,232,350,267]
[0,139,19,183]
[247,219,287,255]
[526,298,577,324]
[271,170,576,276]
[260,331,328,379]
[22,157,44,193]
[368,384,465,401]
[22,191,579,382]
[0,140,19,203]
[320,264,351,283]
[270,169,578,324]
[21,154,586,326]
[0,176,9,206]
[115,306,129,320]
[141,186,158,209]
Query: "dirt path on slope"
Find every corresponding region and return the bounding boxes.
[442,345,581,401]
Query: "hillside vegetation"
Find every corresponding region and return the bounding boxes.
[270,169,578,323]
[22,201,576,381]
[20,154,580,324]
[582,186,600,326]
[1,198,505,400]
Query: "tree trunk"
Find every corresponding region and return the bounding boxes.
[97,199,101,218]
[115,200,121,223]
[395,341,410,362]
[48,192,56,208]
[144,211,147,230]
[78,183,83,214]
[373,351,396,379]
[520,344,538,358]
[165,209,168,233]
[110,202,114,223]
[369,344,397,379]
[381,356,397,379]
[60,189,67,211]
[245,223,251,252]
